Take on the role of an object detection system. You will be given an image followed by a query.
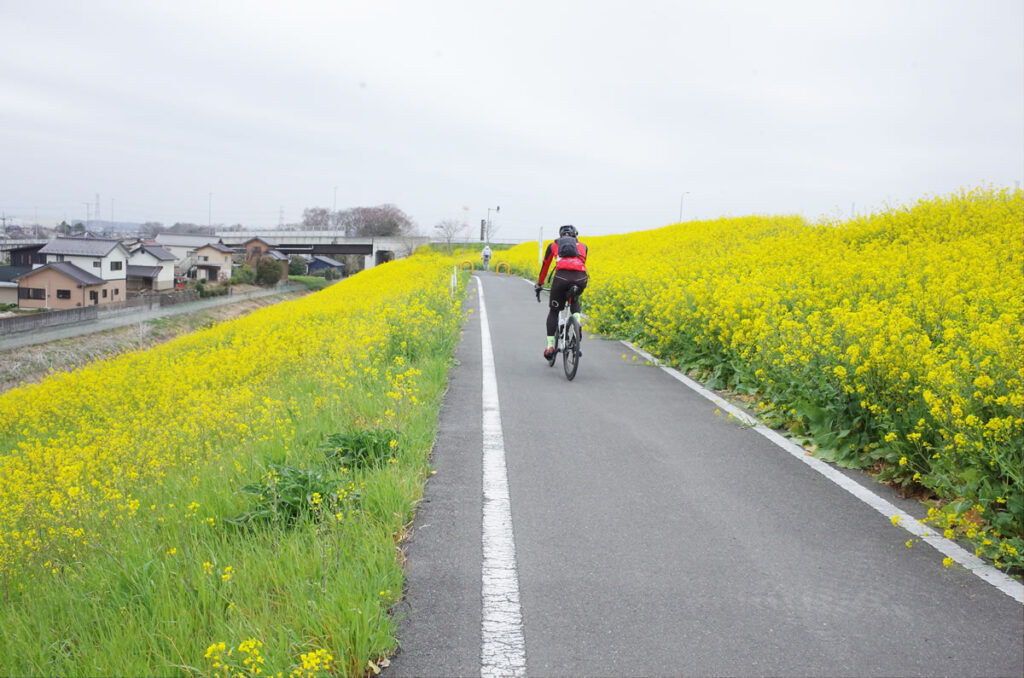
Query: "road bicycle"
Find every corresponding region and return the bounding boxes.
[537,284,583,381]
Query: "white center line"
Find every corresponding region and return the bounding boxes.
[478,278,528,677]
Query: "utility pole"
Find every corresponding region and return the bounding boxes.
[208,192,212,229]
[678,192,690,222]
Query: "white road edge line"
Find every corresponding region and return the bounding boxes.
[622,340,1024,605]
[478,278,528,676]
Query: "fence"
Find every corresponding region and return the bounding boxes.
[0,286,303,337]
[0,290,199,336]
[96,290,201,320]
[0,306,99,335]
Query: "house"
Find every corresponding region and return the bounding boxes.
[35,238,129,302]
[0,266,31,284]
[14,261,111,309]
[242,237,278,268]
[192,243,236,282]
[154,233,221,261]
[154,233,224,278]
[7,243,46,267]
[128,244,177,292]
[307,255,345,276]
[0,281,17,306]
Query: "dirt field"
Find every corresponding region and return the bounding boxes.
[0,290,307,394]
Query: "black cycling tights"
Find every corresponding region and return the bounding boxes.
[547,270,589,336]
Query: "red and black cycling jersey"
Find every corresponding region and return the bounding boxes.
[537,240,588,286]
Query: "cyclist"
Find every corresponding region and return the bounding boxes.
[481,244,492,270]
[534,224,589,360]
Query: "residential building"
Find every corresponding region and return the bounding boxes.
[242,237,278,268]
[128,244,176,292]
[34,238,128,303]
[154,233,221,263]
[0,281,17,306]
[193,243,236,282]
[7,243,46,267]
[307,255,345,276]
[14,261,110,309]
[154,233,225,279]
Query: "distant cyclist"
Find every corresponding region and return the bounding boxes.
[534,224,589,360]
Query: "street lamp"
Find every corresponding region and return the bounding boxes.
[678,192,690,222]
[485,205,500,242]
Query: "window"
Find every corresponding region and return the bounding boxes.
[114,288,119,295]
[89,291,98,302]
[110,261,123,271]
[19,288,45,300]
[200,255,209,262]
[93,261,101,268]
[102,289,107,298]
[56,289,71,299]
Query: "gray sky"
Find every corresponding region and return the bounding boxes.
[2,0,1022,241]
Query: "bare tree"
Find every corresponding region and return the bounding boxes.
[434,218,465,253]
[302,207,331,230]
[485,218,501,242]
[335,204,416,237]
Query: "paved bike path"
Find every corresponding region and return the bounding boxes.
[387,273,1023,677]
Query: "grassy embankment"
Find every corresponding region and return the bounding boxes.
[0,252,467,677]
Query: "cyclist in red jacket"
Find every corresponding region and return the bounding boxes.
[534,224,589,360]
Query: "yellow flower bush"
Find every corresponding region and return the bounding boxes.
[0,251,465,675]
[503,187,1023,570]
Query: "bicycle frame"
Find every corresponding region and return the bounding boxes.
[544,285,582,380]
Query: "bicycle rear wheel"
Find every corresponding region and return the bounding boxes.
[562,317,581,380]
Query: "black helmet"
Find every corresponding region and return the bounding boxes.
[558,224,577,238]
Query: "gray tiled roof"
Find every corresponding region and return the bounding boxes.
[199,243,236,254]
[137,244,177,261]
[0,266,31,282]
[16,261,106,286]
[39,237,124,257]
[312,255,344,267]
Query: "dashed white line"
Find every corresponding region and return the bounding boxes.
[623,340,1024,605]
[477,278,528,676]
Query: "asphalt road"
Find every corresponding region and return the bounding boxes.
[386,272,1024,678]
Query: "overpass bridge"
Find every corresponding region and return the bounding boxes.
[216,231,431,270]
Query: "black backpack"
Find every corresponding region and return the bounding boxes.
[556,236,579,258]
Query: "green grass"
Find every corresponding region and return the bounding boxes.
[0,265,468,677]
[288,276,332,290]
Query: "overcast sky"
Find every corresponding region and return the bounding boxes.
[2,0,1021,240]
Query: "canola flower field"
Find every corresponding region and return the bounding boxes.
[0,253,465,676]
[502,187,1023,572]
